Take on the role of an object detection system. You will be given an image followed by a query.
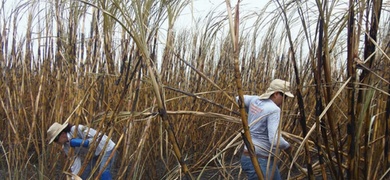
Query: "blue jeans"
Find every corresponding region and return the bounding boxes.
[241,154,282,180]
[81,150,116,180]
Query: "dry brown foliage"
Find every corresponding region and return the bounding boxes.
[0,0,389,179]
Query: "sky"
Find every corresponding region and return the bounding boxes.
[2,0,389,67]
[177,0,268,29]
[0,0,272,71]
[0,0,269,35]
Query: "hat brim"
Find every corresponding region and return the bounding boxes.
[258,91,274,99]
[284,92,294,98]
[48,123,68,144]
[259,91,294,99]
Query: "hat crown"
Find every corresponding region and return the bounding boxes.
[47,122,68,144]
[267,79,290,93]
[258,79,294,99]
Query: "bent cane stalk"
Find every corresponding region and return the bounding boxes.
[274,0,314,179]
[143,51,193,179]
[225,0,263,179]
[346,0,357,179]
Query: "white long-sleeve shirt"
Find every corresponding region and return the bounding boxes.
[63,125,115,174]
[239,95,290,157]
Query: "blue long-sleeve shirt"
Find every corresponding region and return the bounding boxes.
[239,95,290,157]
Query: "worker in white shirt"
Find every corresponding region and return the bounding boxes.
[47,122,116,180]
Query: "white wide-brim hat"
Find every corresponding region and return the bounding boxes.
[47,122,68,144]
[259,79,294,99]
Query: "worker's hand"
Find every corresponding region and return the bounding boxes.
[284,146,308,174]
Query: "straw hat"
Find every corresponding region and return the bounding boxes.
[258,79,294,99]
[47,122,68,144]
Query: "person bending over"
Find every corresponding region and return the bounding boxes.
[47,122,116,180]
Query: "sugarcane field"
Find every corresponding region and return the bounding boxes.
[0,0,390,179]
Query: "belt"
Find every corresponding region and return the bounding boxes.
[242,150,269,159]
